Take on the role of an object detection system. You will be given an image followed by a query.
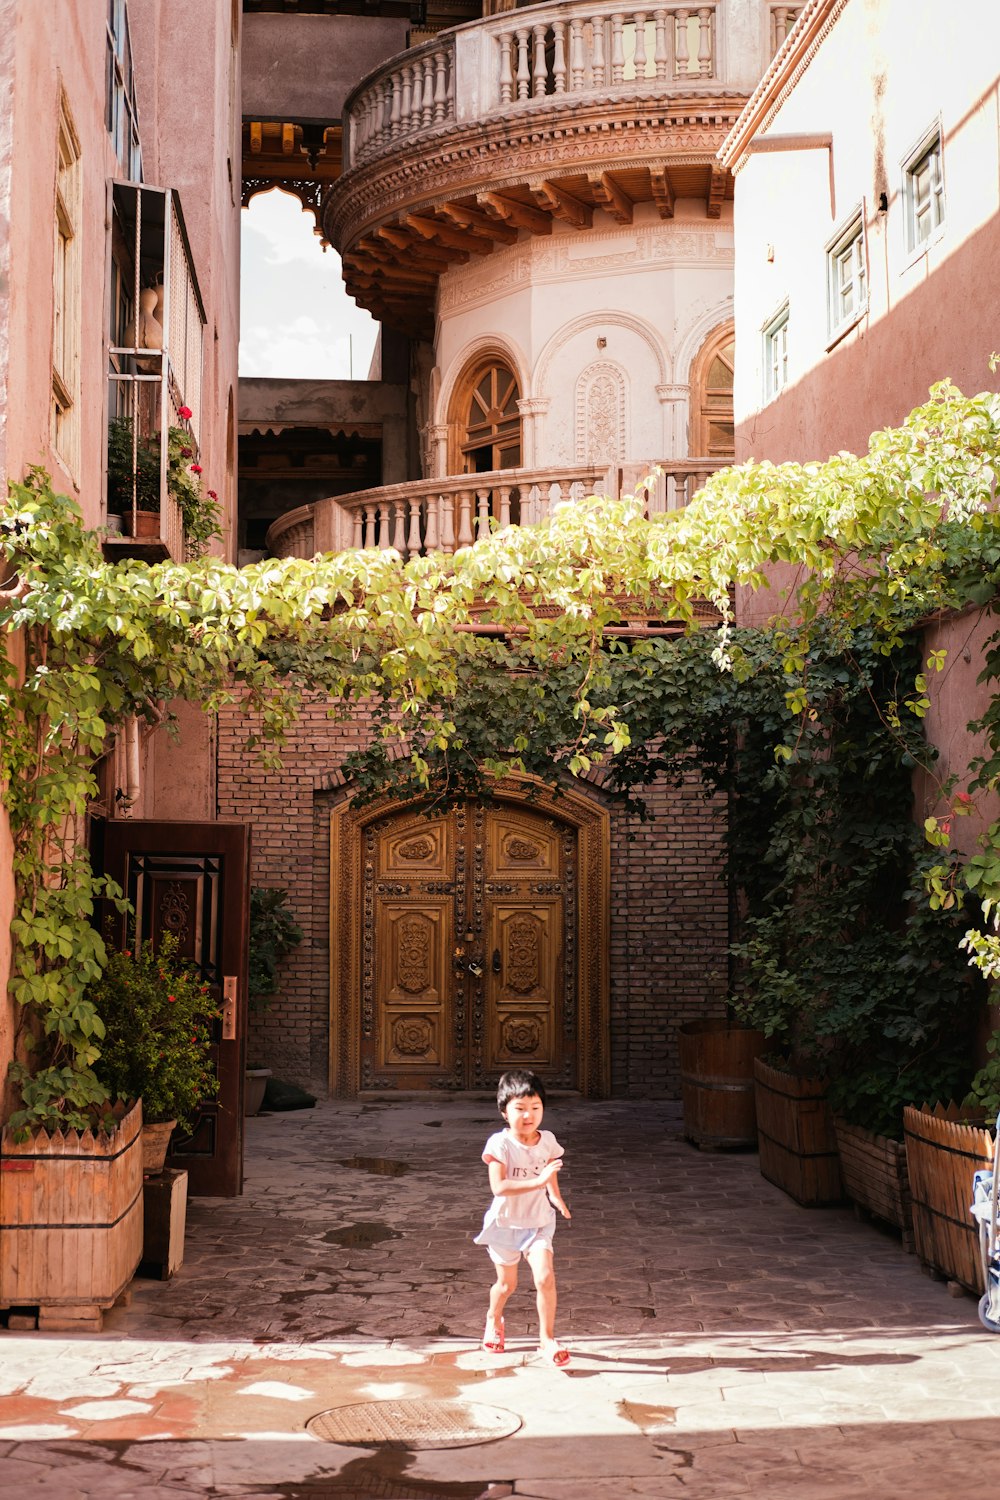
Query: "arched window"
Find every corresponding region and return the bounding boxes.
[690,324,735,459]
[456,359,521,474]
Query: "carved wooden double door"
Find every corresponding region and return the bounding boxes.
[360,801,578,1091]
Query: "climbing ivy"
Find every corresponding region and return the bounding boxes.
[3,380,1000,1134]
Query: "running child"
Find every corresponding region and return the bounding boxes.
[473,1068,571,1367]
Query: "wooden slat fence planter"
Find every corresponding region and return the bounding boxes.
[753,1057,843,1206]
[679,1021,767,1148]
[833,1116,913,1250]
[0,1099,144,1330]
[903,1103,993,1293]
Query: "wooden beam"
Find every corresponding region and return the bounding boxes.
[438,201,519,244]
[405,213,493,255]
[374,225,415,252]
[589,172,633,225]
[707,164,727,219]
[650,167,675,219]
[479,191,552,235]
[533,180,592,229]
[355,266,438,287]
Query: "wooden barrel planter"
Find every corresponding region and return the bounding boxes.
[753,1057,843,1206]
[0,1098,144,1330]
[903,1103,993,1293]
[679,1021,767,1148]
[833,1116,913,1249]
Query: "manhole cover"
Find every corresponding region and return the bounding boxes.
[306,1399,522,1450]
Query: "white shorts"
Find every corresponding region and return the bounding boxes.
[474,1219,556,1266]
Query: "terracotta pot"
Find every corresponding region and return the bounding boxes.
[124,509,161,538]
[141,1119,177,1175]
[245,1068,272,1117]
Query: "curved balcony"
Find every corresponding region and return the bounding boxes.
[323,0,773,334]
[265,458,727,562]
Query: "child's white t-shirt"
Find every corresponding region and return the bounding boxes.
[481,1128,564,1228]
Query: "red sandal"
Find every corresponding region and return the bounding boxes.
[482,1317,505,1352]
[545,1345,570,1368]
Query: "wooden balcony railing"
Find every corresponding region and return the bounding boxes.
[265,459,730,561]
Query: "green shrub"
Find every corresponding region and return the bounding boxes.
[90,931,220,1133]
[249,887,304,1007]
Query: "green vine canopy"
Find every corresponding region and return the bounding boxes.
[2,380,1000,1135]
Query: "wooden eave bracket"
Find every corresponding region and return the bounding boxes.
[588,172,633,224]
[406,212,493,256]
[532,180,592,229]
[707,164,728,219]
[438,200,519,244]
[478,191,553,235]
[650,167,675,219]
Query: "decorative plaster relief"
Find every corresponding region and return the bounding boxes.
[575,362,627,465]
[439,222,731,317]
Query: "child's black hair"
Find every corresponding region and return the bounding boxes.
[496,1069,547,1114]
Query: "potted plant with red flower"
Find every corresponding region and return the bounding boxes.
[89,931,220,1173]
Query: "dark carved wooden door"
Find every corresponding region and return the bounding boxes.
[95,819,250,1196]
[362,802,575,1091]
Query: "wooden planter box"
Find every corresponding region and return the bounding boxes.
[0,1099,144,1330]
[903,1103,993,1293]
[833,1116,913,1249]
[140,1167,188,1281]
[753,1057,843,1206]
[679,1021,767,1148]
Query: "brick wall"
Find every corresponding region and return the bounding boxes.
[216,697,728,1098]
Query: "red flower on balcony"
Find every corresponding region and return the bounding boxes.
[207,490,217,499]
[178,405,193,420]
[190,463,203,474]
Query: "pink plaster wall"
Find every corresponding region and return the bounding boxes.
[130,0,242,561]
[0,4,242,1091]
[0,0,15,1117]
[4,2,118,517]
[729,0,1000,866]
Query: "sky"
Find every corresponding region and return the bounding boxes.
[239,188,379,381]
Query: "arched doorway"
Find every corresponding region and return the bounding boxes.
[329,785,609,1096]
[452,356,522,474]
[690,323,735,460]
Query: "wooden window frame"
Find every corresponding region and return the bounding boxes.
[690,322,735,460]
[448,355,522,475]
[904,127,945,255]
[762,303,790,404]
[53,94,82,480]
[826,210,868,344]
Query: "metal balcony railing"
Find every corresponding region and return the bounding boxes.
[105,182,206,560]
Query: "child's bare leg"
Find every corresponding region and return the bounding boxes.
[487,1261,518,1332]
[526,1245,561,1353]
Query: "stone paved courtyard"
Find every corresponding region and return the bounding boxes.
[1,1095,1000,1497]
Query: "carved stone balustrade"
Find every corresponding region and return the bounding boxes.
[264,459,730,561]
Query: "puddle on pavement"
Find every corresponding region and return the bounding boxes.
[617,1398,677,1433]
[322,1221,403,1248]
[272,1450,498,1497]
[338,1156,412,1177]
